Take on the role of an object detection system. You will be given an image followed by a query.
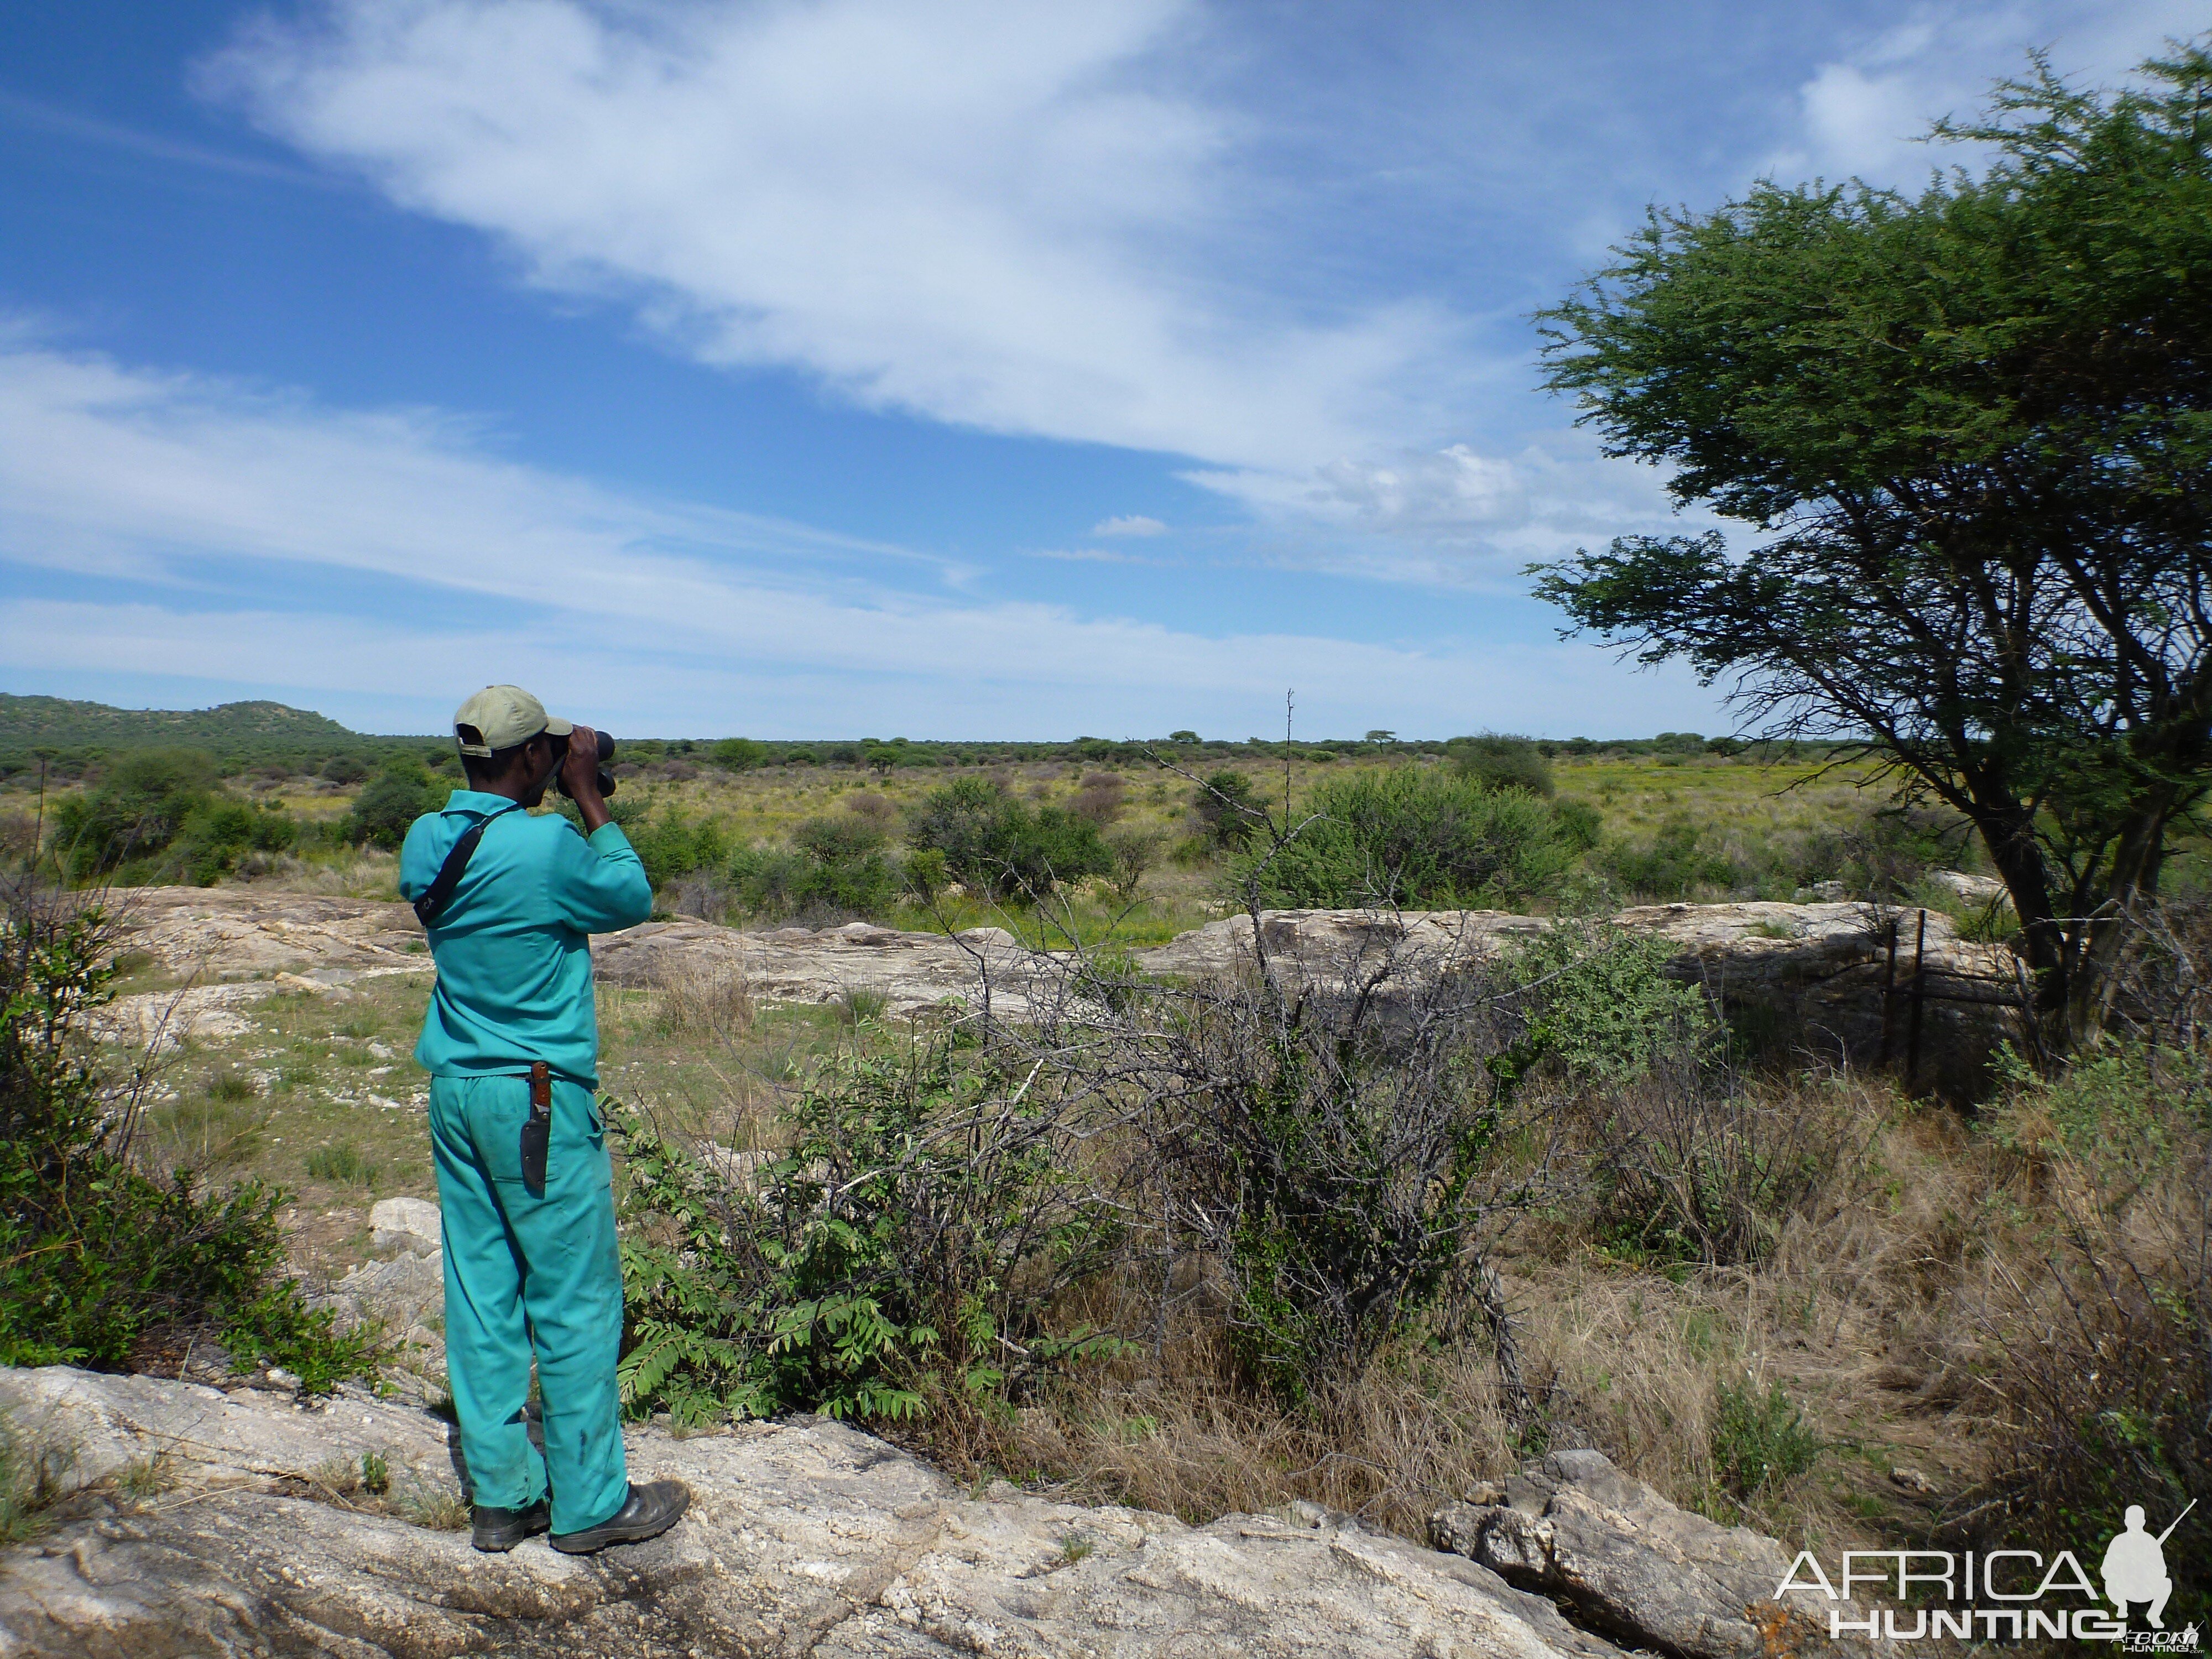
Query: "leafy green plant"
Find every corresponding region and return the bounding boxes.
[0,886,378,1390]
[630,805,729,890]
[1497,924,1711,1087]
[49,750,220,878]
[1248,766,1578,910]
[906,778,1110,900]
[711,738,768,771]
[614,1041,1127,1426]
[344,760,443,852]
[1710,1378,1820,1500]
[1447,734,1554,797]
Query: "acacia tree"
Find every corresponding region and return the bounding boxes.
[1532,46,2212,1046]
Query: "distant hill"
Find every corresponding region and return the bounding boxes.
[0,694,434,778]
[0,695,363,749]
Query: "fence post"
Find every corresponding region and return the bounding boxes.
[1906,909,1927,1091]
[1877,915,1899,1065]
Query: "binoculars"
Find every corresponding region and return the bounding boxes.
[556,731,619,800]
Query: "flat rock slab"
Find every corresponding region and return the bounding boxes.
[1430,1450,1885,1659]
[1,1366,1597,1658]
[116,888,430,978]
[589,919,1044,1021]
[0,1365,458,1500]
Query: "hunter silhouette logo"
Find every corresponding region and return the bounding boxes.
[2105,1502,2193,1631]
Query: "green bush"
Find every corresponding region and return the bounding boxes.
[1447,734,1554,797]
[171,799,298,883]
[631,806,729,889]
[0,890,377,1389]
[1711,1379,1820,1501]
[906,778,1110,899]
[1599,814,1741,900]
[49,750,220,878]
[1554,797,1603,853]
[720,835,901,924]
[1193,770,1261,851]
[711,738,768,771]
[1498,924,1711,1087]
[345,760,444,851]
[613,1042,1125,1425]
[1250,767,1578,909]
[792,815,885,862]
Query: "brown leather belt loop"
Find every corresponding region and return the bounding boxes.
[529,1061,551,1109]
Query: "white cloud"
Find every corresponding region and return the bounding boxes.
[1772,0,2205,187]
[0,339,1723,735]
[1187,434,1712,585]
[201,0,1462,473]
[1092,515,1167,538]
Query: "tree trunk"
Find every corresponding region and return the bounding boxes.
[2064,800,2174,1045]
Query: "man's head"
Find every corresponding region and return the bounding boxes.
[453,685,572,803]
[2127,1505,2148,1530]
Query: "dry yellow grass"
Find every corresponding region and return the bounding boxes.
[890,1068,2154,1562]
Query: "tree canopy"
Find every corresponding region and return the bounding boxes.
[1531,44,2212,1042]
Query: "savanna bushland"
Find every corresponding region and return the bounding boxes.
[4,48,2209,1625]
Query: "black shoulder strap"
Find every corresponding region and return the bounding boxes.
[412,801,526,929]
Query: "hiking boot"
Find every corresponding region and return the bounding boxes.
[547,1480,691,1555]
[471,1497,550,1552]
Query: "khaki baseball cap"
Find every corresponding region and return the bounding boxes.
[452,685,573,758]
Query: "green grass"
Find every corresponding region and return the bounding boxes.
[305,1142,380,1188]
[206,1068,258,1102]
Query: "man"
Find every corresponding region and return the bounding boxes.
[399,685,688,1555]
[2101,1505,2174,1629]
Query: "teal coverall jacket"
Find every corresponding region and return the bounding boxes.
[399,792,653,1531]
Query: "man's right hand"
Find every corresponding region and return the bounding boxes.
[563,725,613,832]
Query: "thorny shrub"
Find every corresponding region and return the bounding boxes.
[613,1036,1133,1426]
[1010,917,1569,1406]
[1582,1055,1855,1269]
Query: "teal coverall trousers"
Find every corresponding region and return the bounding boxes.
[429,1073,629,1534]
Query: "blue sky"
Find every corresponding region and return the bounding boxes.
[2,0,2200,738]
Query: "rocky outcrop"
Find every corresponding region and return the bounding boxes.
[588,917,1045,1021]
[3,1365,1639,1658]
[101,885,2022,1085]
[117,887,429,979]
[1428,1449,1882,1659]
[1139,902,2018,1087]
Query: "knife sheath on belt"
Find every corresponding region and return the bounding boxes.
[521,1061,552,1197]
